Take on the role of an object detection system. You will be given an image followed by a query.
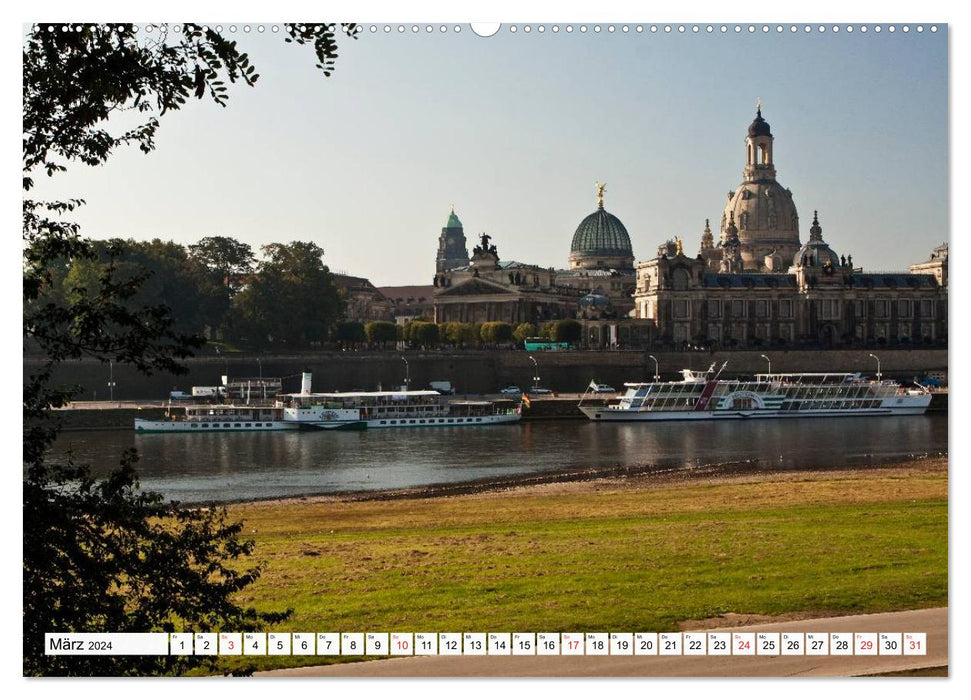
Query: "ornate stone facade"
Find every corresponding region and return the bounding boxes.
[432,191,637,326]
[636,213,946,348]
[433,233,582,324]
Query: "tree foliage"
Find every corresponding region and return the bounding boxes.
[479,321,513,344]
[404,321,439,346]
[512,322,537,343]
[365,320,398,346]
[552,319,582,343]
[23,22,355,676]
[188,236,256,296]
[231,241,344,347]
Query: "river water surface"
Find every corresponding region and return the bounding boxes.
[52,414,948,503]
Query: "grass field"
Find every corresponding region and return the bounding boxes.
[211,458,947,674]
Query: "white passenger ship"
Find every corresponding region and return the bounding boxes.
[134,373,521,432]
[579,362,931,422]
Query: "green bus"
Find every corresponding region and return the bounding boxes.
[523,338,571,351]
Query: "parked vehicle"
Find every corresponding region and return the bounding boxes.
[499,386,523,395]
[529,387,553,394]
[591,383,616,394]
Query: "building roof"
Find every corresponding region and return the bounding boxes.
[748,107,772,137]
[703,273,797,288]
[570,207,633,258]
[851,274,939,289]
[376,285,436,306]
[445,208,463,229]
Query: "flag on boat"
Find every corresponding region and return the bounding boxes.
[521,393,532,408]
[587,379,599,393]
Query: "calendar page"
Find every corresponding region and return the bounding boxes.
[21,0,950,686]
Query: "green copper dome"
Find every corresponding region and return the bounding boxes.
[445,209,463,229]
[570,207,633,257]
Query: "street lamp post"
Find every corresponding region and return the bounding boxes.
[528,355,540,389]
[108,360,116,402]
[760,354,771,376]
[868,353,882,381]
[401,356,410,389]
[648,354,659,383]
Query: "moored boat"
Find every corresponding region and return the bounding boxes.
[579,362,931,422]
[135,373,520,432]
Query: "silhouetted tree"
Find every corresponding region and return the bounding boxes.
[23,22,355,676]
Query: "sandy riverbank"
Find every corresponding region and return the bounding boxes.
[230,453,948,510]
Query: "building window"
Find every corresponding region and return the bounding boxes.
[672,268,690,291]
[707,300,722,318]
[731,300,744,317]
[875,299,888,318]
[854,300,865,318]
[754,300,768,318]
[818,299,840,320]
[674,300,689,319]
[779,299,792,318]
[920,299,935,317]
[898,300,913,318]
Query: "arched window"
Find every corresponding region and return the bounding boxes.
[758,144,769,164]
[672,268,690,291]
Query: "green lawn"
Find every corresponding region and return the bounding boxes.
[210,463,947,673]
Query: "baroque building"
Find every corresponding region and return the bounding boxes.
[634,108,947,348]
[431,184,638,327]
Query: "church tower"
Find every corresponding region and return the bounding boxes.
[720,104,802,271]
[436,207,470,273]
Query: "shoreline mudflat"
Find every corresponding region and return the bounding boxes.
[228,453,947,510]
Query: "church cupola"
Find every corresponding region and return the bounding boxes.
[744,101,776,182]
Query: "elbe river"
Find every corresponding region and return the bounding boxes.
[53,415,947,503]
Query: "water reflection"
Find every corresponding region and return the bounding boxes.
[52,415,947,503]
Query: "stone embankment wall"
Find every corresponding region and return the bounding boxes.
[28,348,947,401]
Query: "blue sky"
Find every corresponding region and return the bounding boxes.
[29,19,948,286]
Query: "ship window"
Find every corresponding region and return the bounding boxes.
[410,420,416,424]
[476,418,482,422]
[224,423,231,427]
[254,423,261,427]
[190,424,198,428]
[419,420,425,424]
[234,423,241,427]
[201,423,209,428]
[390,420,397,424]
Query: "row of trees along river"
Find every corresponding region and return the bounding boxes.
[31,232,587,353]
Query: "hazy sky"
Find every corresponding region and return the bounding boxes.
[30,22,948,286]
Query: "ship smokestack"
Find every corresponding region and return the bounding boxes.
[301,372,312,395]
